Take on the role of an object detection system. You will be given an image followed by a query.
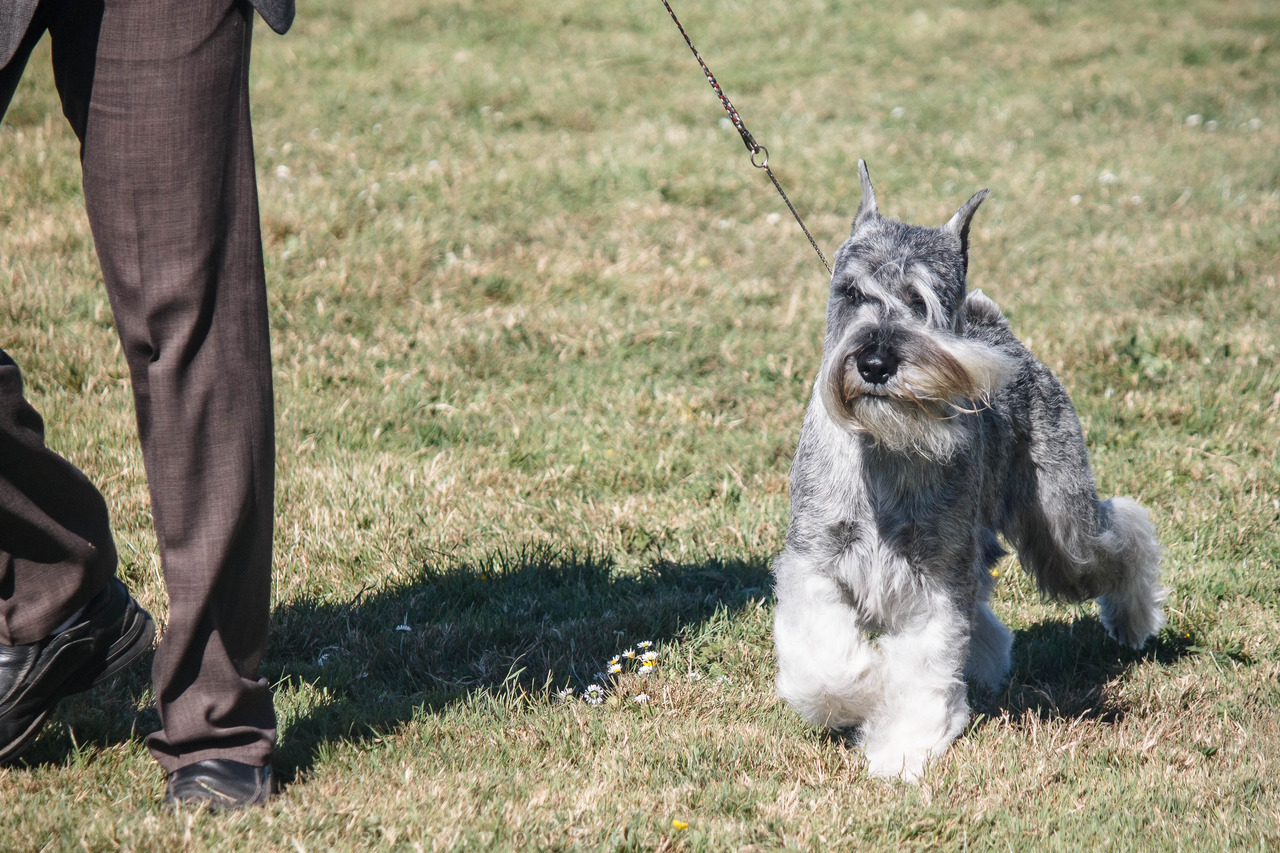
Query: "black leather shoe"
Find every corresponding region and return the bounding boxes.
[0,578,155,764]
[164,759,276,809]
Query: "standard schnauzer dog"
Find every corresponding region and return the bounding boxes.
[772,162,1165,780]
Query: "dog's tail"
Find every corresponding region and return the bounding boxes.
[999,365,1166,649]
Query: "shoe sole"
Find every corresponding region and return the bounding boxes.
[88,599,156,689]
[0,599,155,765]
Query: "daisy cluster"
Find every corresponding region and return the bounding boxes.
[555,640,660,707]
[609,640,659,678]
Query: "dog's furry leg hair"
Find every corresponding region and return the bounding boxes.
[963,532,1014,691]
[993,349,1167,648]
[774,545,993,781]
[773,566,884,731]
[859,595,972,780]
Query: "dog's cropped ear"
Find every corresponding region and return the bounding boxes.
[943,188,989,275]
[852,159,879,233]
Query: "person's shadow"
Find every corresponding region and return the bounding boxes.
[262,544,774,782]
[29,544,772,772]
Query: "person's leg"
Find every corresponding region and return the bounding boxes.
[1,5,152,768]
[0,5,47,119]
[78,0,276,772]
[0,0,117,648]
[0,352,118,645]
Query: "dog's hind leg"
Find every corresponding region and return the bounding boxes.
[965,599,1013,692]
[963,531,1013,692]
[1001,370,1166,648]
[1092,496,1166,647]
[773,564,883,731]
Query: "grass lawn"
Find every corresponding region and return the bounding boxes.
[1,0,1277,849]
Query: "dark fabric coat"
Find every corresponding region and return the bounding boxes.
[0,0,293,67]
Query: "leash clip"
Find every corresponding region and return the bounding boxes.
[750,144,769,170]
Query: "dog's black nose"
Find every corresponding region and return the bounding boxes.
[856,348,899,385]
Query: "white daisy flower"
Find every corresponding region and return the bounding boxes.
[636,640,653,649]
[640,651,659,663]
[633,693,650,705]
[582,684,606,706]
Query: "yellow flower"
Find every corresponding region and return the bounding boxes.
[672,819,688,831]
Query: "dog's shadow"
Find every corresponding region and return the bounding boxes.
[973,615,1196,725]
[809,615,1196,758]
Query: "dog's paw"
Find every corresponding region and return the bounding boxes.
[864,742,931,783]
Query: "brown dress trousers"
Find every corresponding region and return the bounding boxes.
[0,0,286,771]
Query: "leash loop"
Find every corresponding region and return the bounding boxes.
[659,0,831,275]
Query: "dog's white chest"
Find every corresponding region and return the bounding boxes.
[832,523,926,629]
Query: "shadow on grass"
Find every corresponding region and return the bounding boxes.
[24,545,771,775]
[263,544,773,782]
[18,659,158,769]
[972,616,1197,725]
[30,560,1198,778]
[817,613,1199,757]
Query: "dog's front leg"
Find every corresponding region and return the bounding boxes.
[860,595,970,781]
[773,567,884,730]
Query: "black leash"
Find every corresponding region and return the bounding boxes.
[660,0,831,275]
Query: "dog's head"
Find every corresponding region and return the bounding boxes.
[818,161,1017,458]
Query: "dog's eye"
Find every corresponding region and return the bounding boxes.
[907,289,928,317]
[843,285,866,305]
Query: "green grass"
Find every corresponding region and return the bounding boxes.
[2,0,1278,848]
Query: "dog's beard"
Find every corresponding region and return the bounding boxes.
[819,327,1017,459]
